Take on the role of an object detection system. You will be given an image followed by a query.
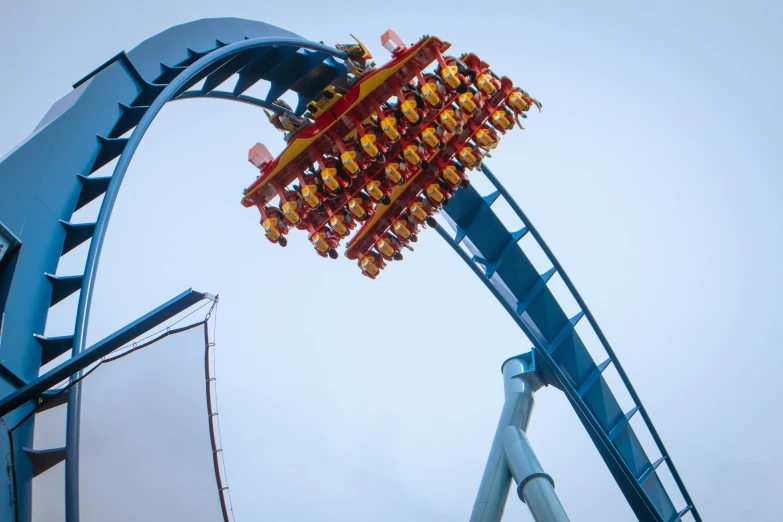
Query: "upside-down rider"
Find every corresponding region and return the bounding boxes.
[359,250,387,280]
[346,191,376,222]
[329,208,356,238]
[395,83,428,129]
[310,226,341,259]
[260,206,290,247]
[297,172,328,212]
[439,55,477,94]
[357,121,390,164]
[317,158,352,197]
[392,218,419,246]
[376,234,405,261]
[417,73,447,109]
[279,189,312,230]
[438,161,471,191]
[406,198,439,229]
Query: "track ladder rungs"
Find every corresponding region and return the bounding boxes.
[515,267,557,315]
[109,103,149,138]
[44,273,84,306]
[154,63,187,85]
[638,455,668,486]
[60,220,96,254]
[90,135,129,173]
[34,334,74,366]
[23,447,66,477]
[76,174,111,211]
[577,357,613,397]
[608,405,640,441]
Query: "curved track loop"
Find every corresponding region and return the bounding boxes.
[0,17,698,522]
[66,35,348,522]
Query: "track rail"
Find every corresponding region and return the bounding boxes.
[65,36,347,522]
[0,17,698,522]
[439,164,700,521]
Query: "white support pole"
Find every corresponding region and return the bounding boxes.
[470,354,569,522]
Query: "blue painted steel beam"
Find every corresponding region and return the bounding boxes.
[154,64,187,85]
[34,334,75,366]
[0,364,26,389]
[608,406,640,442]
[91,136,129,173]
[75,175,112,211]
[45,274,84,306]
[232,46,297,95]
[547,311,585,356]
[110,104,149,139]
[577,358,613,397]
[37,389,69,413]
[72,51,146,89]
[0,288,206,418]
[516,267,557,315]
[639,456,668,487]
[60,221,96,255]
[24,447,66,477]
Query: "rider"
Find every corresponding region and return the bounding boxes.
[317,157,352,197]
[418,73,446,109]
[264,100,309,141]
[336,39,373,77]
[406,197,439,228]
[279,189,313,230]
[260,206,290,247]
[329,208,356,238]
[346,192,376,222]
[376,234,404,262]
[365,179,393,206]
[358,121,390,163]
[438,55,477,94]
[392,218,419,245]
[297,172,327,211]
[425,181,451,209]
[395,83,428,129]
[439,161,471,190]
[358,250,387,280]
[310,226,341,259]
[475,125,500,150]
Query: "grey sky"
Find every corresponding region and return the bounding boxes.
[2,1,782,521]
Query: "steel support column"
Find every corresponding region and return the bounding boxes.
[471,354,569,522]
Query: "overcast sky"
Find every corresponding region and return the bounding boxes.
[2,1,782,521]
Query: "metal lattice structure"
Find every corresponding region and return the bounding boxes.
[0,17,699,522]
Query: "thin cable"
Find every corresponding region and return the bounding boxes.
[32,301,213,408]
[207,301,237,522]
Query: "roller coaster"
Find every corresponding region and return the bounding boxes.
[0,18,700,522]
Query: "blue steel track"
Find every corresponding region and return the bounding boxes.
[0,17,700,522]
